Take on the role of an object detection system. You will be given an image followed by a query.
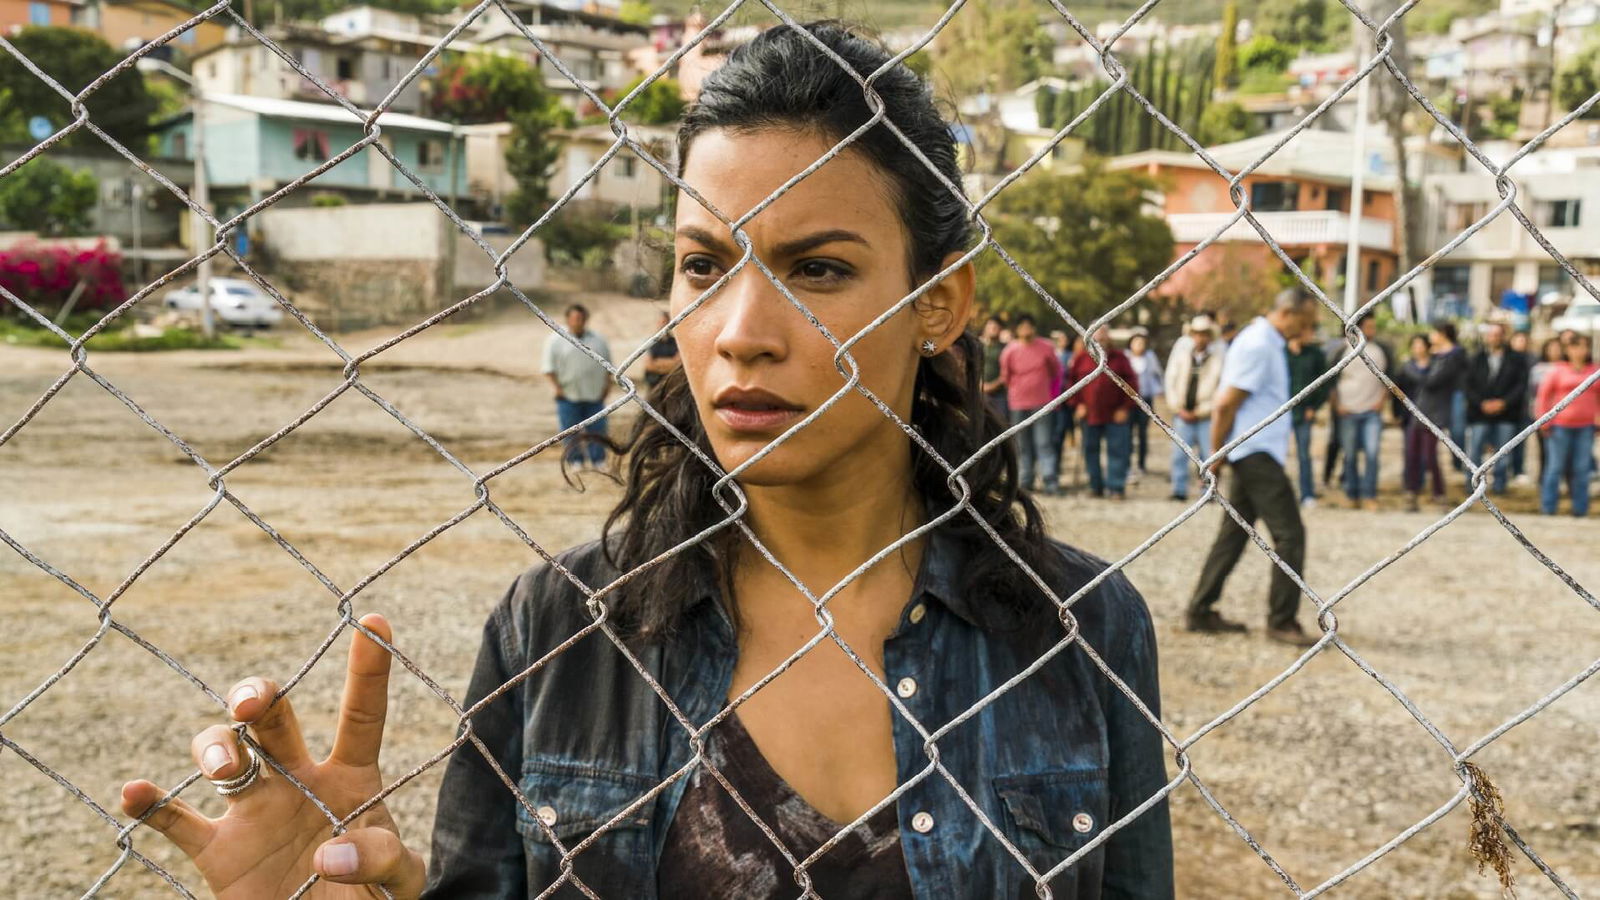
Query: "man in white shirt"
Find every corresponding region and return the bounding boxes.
[541,303,614,469]
[1186,289,1321,647]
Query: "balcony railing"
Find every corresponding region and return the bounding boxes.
[1167,209,1395,251]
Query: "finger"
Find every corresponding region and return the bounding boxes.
[121,780,215,857]
[227,676,311,770]
[330,613,394,768]
[313,828,426,897]
[191,724,247,783]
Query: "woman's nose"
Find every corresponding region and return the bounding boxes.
[711,268,788,365]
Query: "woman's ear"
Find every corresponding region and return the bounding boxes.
[912,251,976,354]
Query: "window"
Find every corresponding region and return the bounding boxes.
[1366,258,1381,291]
[1445,200,1488,231]
[1538,263,1571,300]
[179,27,196,44]
[293,128,330,162]
[28,1,50,25]
[1249,180,1298,212]
[1536,198,1581,227]
[173,132,187,159]
[1490,264,1515,302]
[1324,187,1346,212]
[336,56,355,80]
[417,138,445,172]
[617,155,636,178]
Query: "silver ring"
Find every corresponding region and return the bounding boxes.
[211,745,263,797]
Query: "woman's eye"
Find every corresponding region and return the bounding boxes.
[792,260,851,285]
[680,256,720,280]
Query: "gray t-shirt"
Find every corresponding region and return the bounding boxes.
[541,328,612,403]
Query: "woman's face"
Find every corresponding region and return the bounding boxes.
[669,128,970,487]
[1129,335,1147,355]
[1565,338,1592,366]
[1410,335,1430,361]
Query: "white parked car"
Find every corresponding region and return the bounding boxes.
[163,278,284,329]
[1551,295,1600,338]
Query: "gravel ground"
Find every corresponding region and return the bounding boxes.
[3,300,1598,898]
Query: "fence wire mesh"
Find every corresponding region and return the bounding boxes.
[3,0,1600,896]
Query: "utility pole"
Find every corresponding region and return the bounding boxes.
[138,58,215,338]
[1344,33,1372,320]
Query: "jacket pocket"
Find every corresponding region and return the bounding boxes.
[994,769,1110,894]
[513,759,656,846]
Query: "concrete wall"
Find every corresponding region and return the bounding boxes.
[253,202,544,330]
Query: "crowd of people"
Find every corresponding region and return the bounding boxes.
[977,308,1600,518]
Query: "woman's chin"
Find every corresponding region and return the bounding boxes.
[710,445,824,488]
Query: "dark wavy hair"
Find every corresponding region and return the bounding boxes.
[598,21,1066,639]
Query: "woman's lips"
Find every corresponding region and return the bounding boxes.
[714,405,805,433]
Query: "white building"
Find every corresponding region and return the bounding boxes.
[1426,142,1600,319]
[467,1,649,113]
[462,121,675,220]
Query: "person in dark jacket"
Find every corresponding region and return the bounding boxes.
[1464,321,1531,495]
[1286,323,1333,506]
[119,24,1175,900]
[1395,324,1468,510]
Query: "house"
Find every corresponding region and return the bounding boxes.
[150,92,465,226]
[1111,129,1406,305]
[76,0,228,55]
[466,0,649,114]
[188,22,437,114]
[1450,19,1547,98]
[1,0,79,31]
[461,120,673,221]
[1424,141,1600,320]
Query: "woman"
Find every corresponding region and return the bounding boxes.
[1536,334,1600,517]
[119,23,1173,900]
[1396,324,1467,511]
[1529,337,1565,481]
[1124,330,1163,479]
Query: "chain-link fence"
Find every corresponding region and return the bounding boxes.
[4,0,1600,895]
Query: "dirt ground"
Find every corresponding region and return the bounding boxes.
[3,296,1599,898]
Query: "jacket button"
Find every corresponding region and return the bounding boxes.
[1072,812,1094,833]
[536,805,558,827]
[908,603,927,624]
[896,677,918,698]
[911,811,935,833]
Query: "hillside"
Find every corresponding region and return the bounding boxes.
[645,0,1230,31]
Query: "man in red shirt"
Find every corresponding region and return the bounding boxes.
[1066,326,1138,499]
[999,314,1064,494]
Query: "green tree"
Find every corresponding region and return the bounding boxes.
[1216,1,1239,89]
[0,27,157,149]
[428,52,551,125]
[614,74,686,124]
[974,161,1174,324]
[1197,100,1259,145]
[1556,43,1600,119]
[934,0,1051,97]
[618,0,653,25]
[1255,0,1331,48]
[1237,35,1294,73]
[504,101,574,229]
[0,157,98,235]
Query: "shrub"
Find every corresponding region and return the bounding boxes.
[0,239,125,317]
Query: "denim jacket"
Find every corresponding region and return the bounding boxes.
[421,528,1173,898]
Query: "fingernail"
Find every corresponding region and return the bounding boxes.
[319,842,359,876]
[228,683,259,713]
[201,742,231,777]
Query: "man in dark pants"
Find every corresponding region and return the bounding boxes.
[1187,288,1321,647]
[1464,321,1530,495]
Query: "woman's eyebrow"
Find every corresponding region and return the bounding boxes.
[675,226,869,260]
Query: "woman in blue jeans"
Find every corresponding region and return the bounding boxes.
[1535,335,1599,517]
[122,23,1173,900]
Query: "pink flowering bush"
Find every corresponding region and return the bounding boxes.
[0,239,126,318]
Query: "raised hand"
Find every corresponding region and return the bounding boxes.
[120,613,425,898]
